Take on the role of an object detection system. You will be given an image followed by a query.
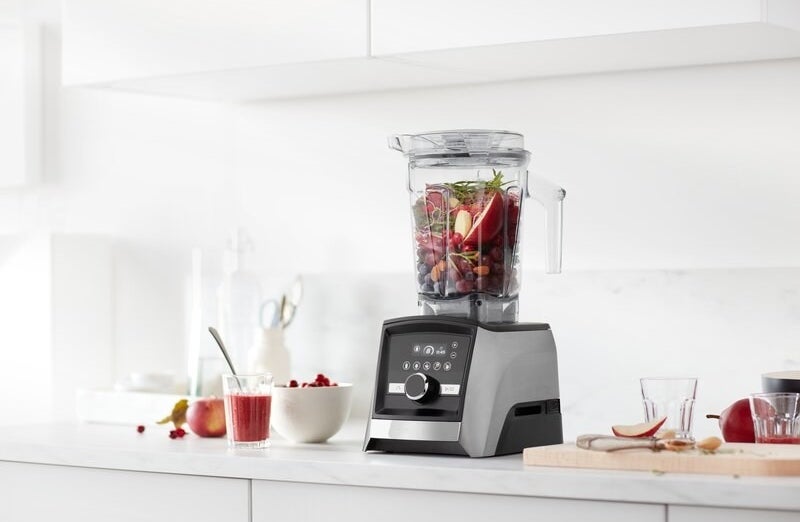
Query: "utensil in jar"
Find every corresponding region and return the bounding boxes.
[280,275,303,328]
[208,326,240,389]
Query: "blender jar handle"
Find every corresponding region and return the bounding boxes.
[529,174,566,274]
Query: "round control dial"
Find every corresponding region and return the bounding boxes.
[404,372,439,403]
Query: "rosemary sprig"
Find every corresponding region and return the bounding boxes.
[443,169,510,202]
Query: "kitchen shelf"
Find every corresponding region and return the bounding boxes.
[63,0,800,102]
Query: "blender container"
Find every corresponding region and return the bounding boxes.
[390,130,565,323]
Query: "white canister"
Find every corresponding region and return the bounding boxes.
[247,327,291,385]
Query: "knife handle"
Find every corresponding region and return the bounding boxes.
[576,434,657,452]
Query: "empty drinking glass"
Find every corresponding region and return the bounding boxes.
[640,377,698,440]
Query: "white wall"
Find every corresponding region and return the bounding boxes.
[0,1,798,439]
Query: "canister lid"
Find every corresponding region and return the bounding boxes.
[389,130,526,157]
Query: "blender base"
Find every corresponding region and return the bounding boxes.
[418,293,519,323]
[364,316,563,457]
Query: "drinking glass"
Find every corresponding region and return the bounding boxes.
[222,373,273,449]
[640,377,697,440]
[749,392,800,444]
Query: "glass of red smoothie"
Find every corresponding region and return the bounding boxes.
[222,373,273,449]
[749,392,800,444]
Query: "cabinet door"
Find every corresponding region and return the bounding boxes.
[252,480,665,522]
[63,0,367,85]
[669,505,800,522]
[371,0,763,55]
[0,461,249,522]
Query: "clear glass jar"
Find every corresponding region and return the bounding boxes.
[389,130,565,323]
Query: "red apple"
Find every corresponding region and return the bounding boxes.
[463,192,504,247]
[186,397,226,438]
[706,398,755,442]
[611,416,667,438]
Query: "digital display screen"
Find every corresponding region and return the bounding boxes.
[411,340,459,357]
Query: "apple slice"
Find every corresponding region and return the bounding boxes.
[611,416,667,438]
[463,191,504,247]
[454,210,472,238]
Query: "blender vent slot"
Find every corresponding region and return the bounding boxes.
[514,404,542,417]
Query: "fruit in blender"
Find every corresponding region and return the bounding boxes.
[412,170,518,299]
[463,191,504,247]
[186,397,227,438]
[454,210,472,238]
[611,416,667,438]
[706,398,755,443]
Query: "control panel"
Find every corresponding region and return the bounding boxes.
[371,317,474,421]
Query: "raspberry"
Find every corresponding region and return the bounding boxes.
[169,430,178,439]
[176,428,186,437]
[301,382,308,388]
[288,379,298,388]
[316,373,325,381]
[136,425,145,433]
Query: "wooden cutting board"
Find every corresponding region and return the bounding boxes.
[524,442,800,476]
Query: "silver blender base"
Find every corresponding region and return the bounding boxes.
[418,294,518,323]
[364,316,563,457]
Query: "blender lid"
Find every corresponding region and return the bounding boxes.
[389,130,526,157]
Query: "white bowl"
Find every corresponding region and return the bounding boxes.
[271,383,353,443]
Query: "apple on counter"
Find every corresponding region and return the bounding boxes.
[151,397,226,439]
[706,398,755,442]
[186,397,226,438]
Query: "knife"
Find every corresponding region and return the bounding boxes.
[576,434,694,452]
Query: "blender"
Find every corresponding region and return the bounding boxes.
[363,130,566,457]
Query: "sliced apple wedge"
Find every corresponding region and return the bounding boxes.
[463,191,504,247]
[454,210,472,238]
[611,416,667,438]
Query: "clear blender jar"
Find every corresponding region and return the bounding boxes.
[390,130,565,323]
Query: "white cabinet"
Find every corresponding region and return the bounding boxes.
[61,0,800,101]
[0,461,249,522]
[371,0,769,54]
[669,505,800,522]
[252,480,666,522]
[372,0,800,84]
[62,0,368,85]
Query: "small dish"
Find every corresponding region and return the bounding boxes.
[271,383,352,443]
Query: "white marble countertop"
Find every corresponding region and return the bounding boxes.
[1,419,799,511]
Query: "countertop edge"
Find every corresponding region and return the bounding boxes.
[1,422,799,511]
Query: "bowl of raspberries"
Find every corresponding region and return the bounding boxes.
[271,373,353,443]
